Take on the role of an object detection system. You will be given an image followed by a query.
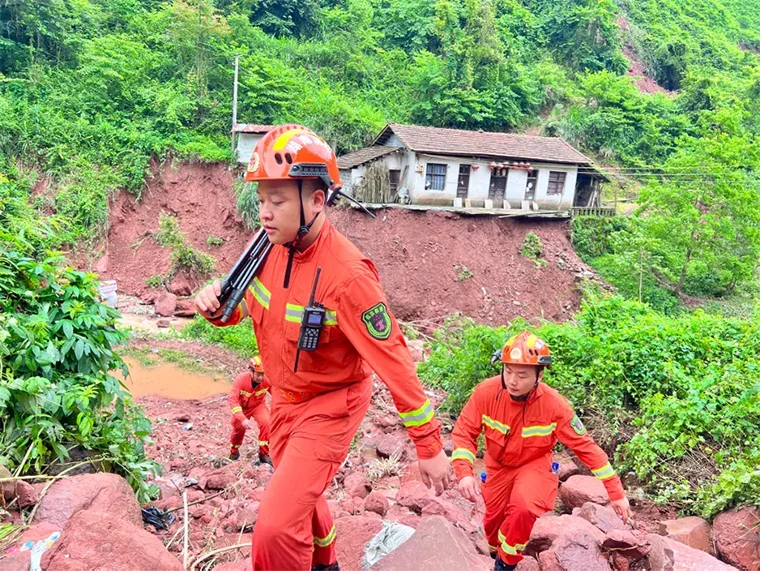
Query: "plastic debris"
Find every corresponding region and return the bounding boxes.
[362,520,416,569]
[141,507,176,531]
[21,531,60,571]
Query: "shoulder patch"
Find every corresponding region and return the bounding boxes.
[570,414,587,436]
[361,302,392,340]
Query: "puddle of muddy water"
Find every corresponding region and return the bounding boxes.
[119,357,231,399]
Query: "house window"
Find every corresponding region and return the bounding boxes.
[389,169,400,193]
[525,170,537,200]
[457,165,470,198]
[489,168,508,202]
[547,171,567,195]
[425,163,446,191]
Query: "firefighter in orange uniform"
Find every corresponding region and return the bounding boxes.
[229,356,272,465]
[452,331,632,571]
[194,124,450,571]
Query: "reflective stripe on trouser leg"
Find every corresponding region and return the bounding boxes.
[497,505,537,566]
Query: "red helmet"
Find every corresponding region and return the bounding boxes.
[248,356,264,373]
[501,331,551,366]
[244,124,342,190]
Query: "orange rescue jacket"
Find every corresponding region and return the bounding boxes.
[228,370,271,422]
[205,218,442,459]
[452,377,625,501]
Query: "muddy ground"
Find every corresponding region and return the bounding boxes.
[82,161,599,326]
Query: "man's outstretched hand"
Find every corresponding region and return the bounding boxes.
[418,450,452,496]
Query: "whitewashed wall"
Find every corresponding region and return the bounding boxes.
[344,151,580,210]
[235,133,265,165]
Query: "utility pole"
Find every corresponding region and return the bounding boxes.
[231,54,240,156]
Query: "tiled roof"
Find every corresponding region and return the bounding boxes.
[374,123,593,165]
[337,146,402,170]
[232,124,274,133]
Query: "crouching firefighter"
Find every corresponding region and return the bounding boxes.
[194,124,450,571]
[229,356,272,466]
[452,331,632,571]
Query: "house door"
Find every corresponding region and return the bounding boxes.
[525,170,537,201]
[457,165,471,198]
[489,168,508,203]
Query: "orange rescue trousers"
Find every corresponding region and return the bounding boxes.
[483,455,559,566]
[230,403,271,456]
[251,378,372,570]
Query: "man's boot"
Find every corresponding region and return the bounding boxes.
[494,557,516,571]
[311,563,340,571]
[230,449,240,461]
[258,452,273,466]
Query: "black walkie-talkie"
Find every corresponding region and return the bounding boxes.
[294,267,325,372]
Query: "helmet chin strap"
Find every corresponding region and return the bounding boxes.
[283,180,320,288]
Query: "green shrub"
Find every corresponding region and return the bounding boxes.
[146,275,165,289]
[235,180,260,231]
[206,235,224,247]
[182,315,258,358]
[0,250,158,501]
[154,213,216,279]
[520,232,543,259]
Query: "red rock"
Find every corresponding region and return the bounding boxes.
[168,273,193,296]
[235,506,259,531]
[525,514,606,557]
[421,496,472,531]
[0,466,14,502]
[40,509,183,570]
[395,481,434,514]
[187,490,205,503]
[407,340,425,363]
[215,558,251,571]
[516,557,541,571]
[154,496,183,512]
[558,476,610,510]
[369,516,491,571]
[0,522,59,571]
[255,464,273,487]
[342,496,366,515]
[602,529,651,560]
[664,536,735,570]
[556,459,581,482]
[93,252,109,274]
[659,516,714,556]
[16,480,39,508]
[551,529,609,571]
[376,434,406,459]
[154,292,177,317]
[34,473,141,529]
[538,550,563,571]
[576,502,628,533]
[646,533,675,571]
[200,466,237,490]
[174,299,197,317]
[344,471,371,499]
[157,319,171,328]
[153,477,181,501]
[377,415,399,429]
[201,514,213,524]
[712,507,760,571]
[334,516,384,571]
[250,486,267,502]
[364,492,389,517]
